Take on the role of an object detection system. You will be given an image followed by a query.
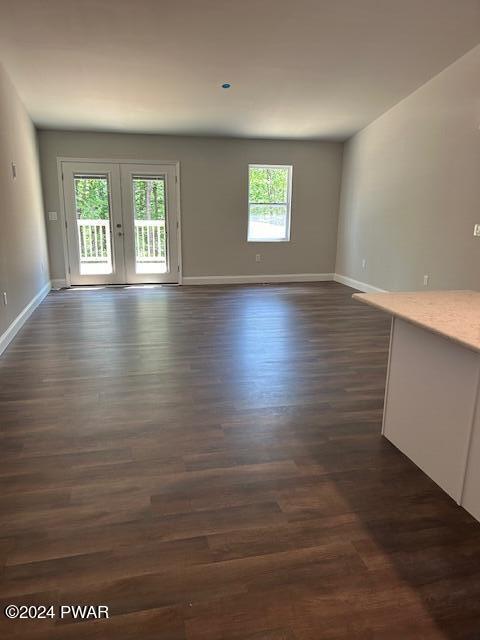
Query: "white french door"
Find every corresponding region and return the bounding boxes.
[62,161,179,285]
[120,164,178,284]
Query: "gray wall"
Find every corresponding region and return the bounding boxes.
[335,45,480,292]
[38,132,343,281]
[0,63,49,337]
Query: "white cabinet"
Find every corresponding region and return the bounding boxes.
[382,317,480,519]
[384,318,480,502]
[354,291,480,523]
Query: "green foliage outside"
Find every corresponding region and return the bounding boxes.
[249,167,289,226]
[249,166,288,204]
[74,176,165,220]
[133,178,165,220]
[75,177,110,220]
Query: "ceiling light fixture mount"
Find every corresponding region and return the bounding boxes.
[221,83,231,89]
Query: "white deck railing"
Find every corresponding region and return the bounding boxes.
[77,219,111,263]
[77,219,166,265]
[134,220,166,263]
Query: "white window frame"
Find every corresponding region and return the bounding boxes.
[247,163,293,242]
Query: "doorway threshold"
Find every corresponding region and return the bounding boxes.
[67,283,179,291]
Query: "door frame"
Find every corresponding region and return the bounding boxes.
[57,157,183,287]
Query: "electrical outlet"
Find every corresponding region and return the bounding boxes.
[423,275,429,287]
[255,254,261,262]
[2,292,7,306]
[362,259,367,270]
[474,224,480,237]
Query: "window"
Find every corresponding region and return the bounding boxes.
[247,164,292,242]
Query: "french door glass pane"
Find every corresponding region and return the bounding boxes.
[74,175,113,275]
[132,176,168,274]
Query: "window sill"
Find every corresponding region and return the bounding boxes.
[247,238,290,243]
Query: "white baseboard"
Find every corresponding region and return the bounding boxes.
[182,273,334,285]
[334,273,387,293]
[182,273,388,292]
[0,281,51,357]
[51,279,69,290]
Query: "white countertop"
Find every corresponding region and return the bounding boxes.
[353,290,480,353]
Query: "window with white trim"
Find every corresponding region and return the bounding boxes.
[247,164,292,242]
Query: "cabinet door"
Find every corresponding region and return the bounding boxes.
[462,368,480,520]
[384,318,479,502]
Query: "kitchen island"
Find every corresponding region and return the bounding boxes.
[354,291,480,521]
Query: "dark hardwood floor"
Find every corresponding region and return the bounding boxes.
[1,282,480,639]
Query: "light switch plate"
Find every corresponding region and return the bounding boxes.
[474,224,480,237]
[48,211,58,221]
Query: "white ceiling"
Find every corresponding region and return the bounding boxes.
[0,0,479,140]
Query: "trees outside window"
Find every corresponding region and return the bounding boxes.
[247,165,292,242]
